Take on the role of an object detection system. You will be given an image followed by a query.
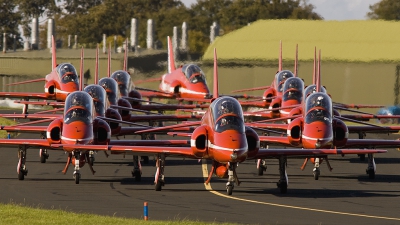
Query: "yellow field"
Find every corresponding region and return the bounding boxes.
[203,20,400,63]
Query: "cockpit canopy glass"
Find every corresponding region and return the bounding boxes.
[304,85,327,97]
[111,70,133,97]
[282,77,304,102]
[305,92,332,124]
[64,92,93,125]
[182,64,207,84]
[98,78,120,105]
[215,115,245,133]
[57,63,79,84]
[275,70,294,92]
[84,85,107,116]
[211,97,244,133]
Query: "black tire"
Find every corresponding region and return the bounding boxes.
[227,185,233,195]
[313,172,319,180]
[368,169,375,179]
[40,153,47,163]
[88,157,94,166]
[18,171,24,180]
[134,171,141,182]
[257,166,264,176]
[155,182,162,191]
[142,156,149,164]
[279,182,287,194]
[74,174,80,184]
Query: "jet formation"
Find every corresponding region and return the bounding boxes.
[1,36,399,196]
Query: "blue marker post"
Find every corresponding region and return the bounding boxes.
[144,202,148,220]
[7,132,10,139]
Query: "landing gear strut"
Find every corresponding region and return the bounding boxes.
[39,132,49,163]
[313,158,320,180]
[132,155,142,181]
[277,156,288,193]
[226,162,240,195]
[154,154,165,191]
[257,159,267,175]
[366,153,376,179]
[17,145,28,180]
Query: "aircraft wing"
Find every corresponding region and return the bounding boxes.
[0,114,62,119]
[14,100,64,107]
[247,123,288,130]
[128,114,202,122]
[0,92,49,100]
[1,125,47,133]
[253,148,387,159]
[347,125,400,133]
[344,139,400,148]
[259,136,291,146]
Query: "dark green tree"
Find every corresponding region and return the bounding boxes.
[367,0,400,20]
[0,0,23,48]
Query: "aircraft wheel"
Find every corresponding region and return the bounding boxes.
[133,170,141,182]
[74,173,81,184]
[155,182,162,191]
[88,157,94,166]
[39,149,49,163]
[18,171,24,180]
[367,169,375,179]
[313,170,320,180]
[226,185,233,195]
[142,156,149,164]
[277,182,287,194]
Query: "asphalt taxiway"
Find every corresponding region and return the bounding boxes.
[0,131,400,225]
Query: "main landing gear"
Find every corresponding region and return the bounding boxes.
[39,132,49,163]
[257,159,267,175]
[226,163,240,195]
[366,153,376,179]
[154,154,165,191]
[277,156,288,193]
[17,145,28,180]
[132,155,142,181]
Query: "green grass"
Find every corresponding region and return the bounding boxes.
[203,20,400,63]
[0,117,17,138]
[0,203,238,225]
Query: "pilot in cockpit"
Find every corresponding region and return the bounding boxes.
[218,100,234,115]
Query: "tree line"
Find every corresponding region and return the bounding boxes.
[1,0,398,54]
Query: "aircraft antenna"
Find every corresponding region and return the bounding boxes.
[294,44,298,77]
[79,47,84,91]
[167,36,176,73]
[213,48,219,99]
[312,46,316,85]
[95,44,99,84]
[51,35,56,69]
[278,40,282,71]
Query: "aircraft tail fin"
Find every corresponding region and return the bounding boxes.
[79,47,84,91]
[95,44,99,84]
[294,44,298,77]
[51,35,56,69]
[107,42,111,77]
[278,40,282,71]
[316,49,321,93]
[167,36,176,73]
[123,39,128,71]
[312,46,316,85]
[213,48,219,99]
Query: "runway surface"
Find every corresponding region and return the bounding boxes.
[1,130,400,225]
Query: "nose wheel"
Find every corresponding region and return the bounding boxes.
[73,171,81,184]
[257,159,267,175]
[277,156,288,194]
[39,149,49,163]
[17,146,28,180]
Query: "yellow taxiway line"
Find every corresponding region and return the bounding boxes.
[201,160,400,221]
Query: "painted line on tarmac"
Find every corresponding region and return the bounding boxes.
[201,160,400,222]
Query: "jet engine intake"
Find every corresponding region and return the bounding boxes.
[245,126,260,159]
[332,118,348,147]
[46,118,63,143]
[191,125,209,158]
[287,117,303,146]
[93,118,111,145]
